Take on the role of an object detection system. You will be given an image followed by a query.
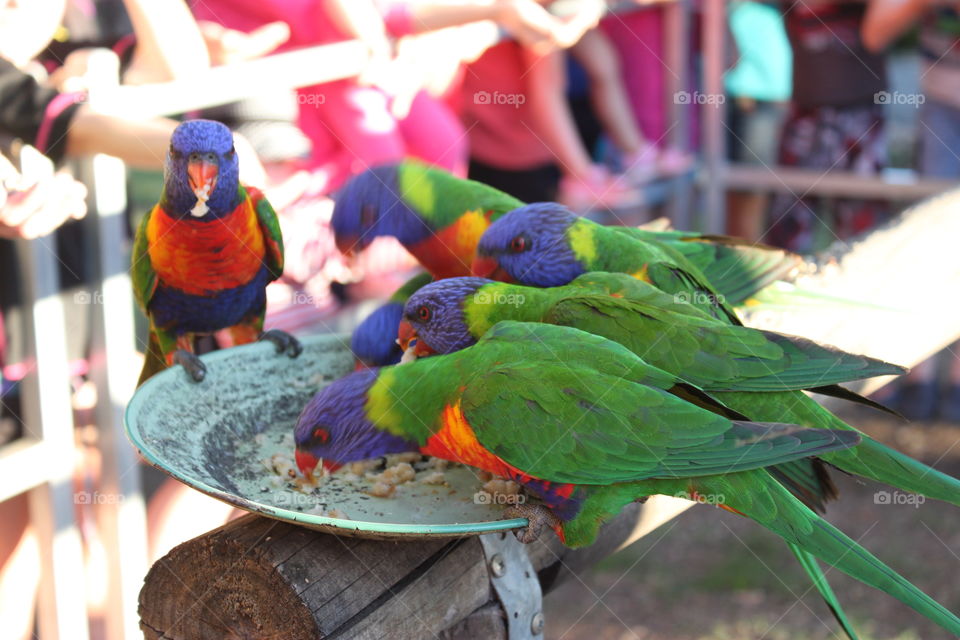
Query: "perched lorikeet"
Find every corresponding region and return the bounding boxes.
[350,272,433,367]
[133,119,301,386]
[294,322,960,636]
[331,162,800,298]
[471,202,746,323]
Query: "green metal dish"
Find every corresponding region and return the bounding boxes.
[124,333,527,539]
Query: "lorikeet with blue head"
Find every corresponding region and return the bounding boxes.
[398,274,960,510]
[133,119,301,386]
[294,321,960,637]
[331,161,801,296]
[350,272,433,368]
[333,162,805,365]
[472,202,898,413]
[471,201,749,323]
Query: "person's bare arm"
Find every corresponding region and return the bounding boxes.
[862,0,930,53]
[122,0,211,83]
[523,48,594,179]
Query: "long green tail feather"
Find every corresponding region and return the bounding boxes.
[709,473,960,635]
[713,390,960,508]
[787,543,860,640]
[568,473,960,634]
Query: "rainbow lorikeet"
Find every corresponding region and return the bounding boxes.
[331,162,800,299]
[350,272,433,367]
[471,202,897,412]
[398,273,960,508]
[133,119,301,386]
[471,201,746,323]
[294,322,960,636]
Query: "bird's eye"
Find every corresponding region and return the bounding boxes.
[169,145,181,159]
[189,152,200,162]
[509,235,527,253]
[312,427,330,444]
[417,305,431,322]
[225,146,236,160]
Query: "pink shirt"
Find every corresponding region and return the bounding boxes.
[460,41,554,169]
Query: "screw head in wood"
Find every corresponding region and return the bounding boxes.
[489,553,506,577]
[531,611,545,634]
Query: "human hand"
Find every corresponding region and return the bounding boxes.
[198,20,290,66]
[559,1,606,47]
[495,0,568,54]
[0,168,87,239]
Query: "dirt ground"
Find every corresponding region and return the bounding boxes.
[543,412,960,640]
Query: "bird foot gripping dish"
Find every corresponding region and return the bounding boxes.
[124,333,527,539]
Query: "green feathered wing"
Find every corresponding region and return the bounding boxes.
[543,275,905,393]
[621,229,803,306]
[131,206,158,314]
[131,208,167,385]
[458,323,859,484]
[397,161,523,229]
[245,185,284,280]
[448,325,959,635]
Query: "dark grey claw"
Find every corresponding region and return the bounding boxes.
[259,329,303,358]
[502,503,560,544]
[172,349,206,382]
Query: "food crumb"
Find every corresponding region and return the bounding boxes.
[386,452,422,466]
[370,462,416,486]
[347,459,383,475]
[368,482,396,498]
[421,471,446,485]
[428,457,449,470]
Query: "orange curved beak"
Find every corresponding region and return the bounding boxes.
[187,158,218,194]
[471,255,513,282]
[397,320,436,356]
[471,255,499,278]
[397,319,416,351]
[322,459,342,473]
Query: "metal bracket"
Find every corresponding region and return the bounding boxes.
[479,532,545,639]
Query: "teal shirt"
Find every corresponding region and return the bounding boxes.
[724,1,793,102]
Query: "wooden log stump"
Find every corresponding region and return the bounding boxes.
[138,503,650,639]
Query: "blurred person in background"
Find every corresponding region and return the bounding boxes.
[571,26,693,185]
[190,0,471,195]
[724,0,792,242]
[600,1,693,178]
[863,0,960,421]
[766,0,889,253]
[462,0,629,205]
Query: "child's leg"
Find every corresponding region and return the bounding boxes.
[569,29,644,155]
[396,91,469,177]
